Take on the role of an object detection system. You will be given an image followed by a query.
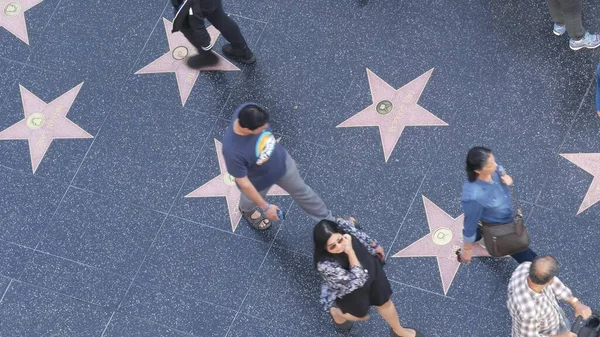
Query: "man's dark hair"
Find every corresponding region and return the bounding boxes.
[238,104,269,131]
[529,255,559,285]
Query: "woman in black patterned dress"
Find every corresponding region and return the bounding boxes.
[313,218,423,337]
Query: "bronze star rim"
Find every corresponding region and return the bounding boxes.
[4,2,20,16]
[432,227,453,246]
[26,112,44,129]
[172,46,188,60]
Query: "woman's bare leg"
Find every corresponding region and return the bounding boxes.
[330,307,369,323]
[374,300,415,337]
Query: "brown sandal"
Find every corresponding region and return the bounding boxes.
[241,209,272,230]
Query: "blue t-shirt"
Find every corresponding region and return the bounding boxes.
[222,103,287,192]
[461,165,514,243]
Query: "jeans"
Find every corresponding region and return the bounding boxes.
[475,228,537,264]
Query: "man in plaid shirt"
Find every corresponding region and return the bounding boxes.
[507,256,592,337]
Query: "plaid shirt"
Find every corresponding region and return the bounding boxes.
[507,262,573,337]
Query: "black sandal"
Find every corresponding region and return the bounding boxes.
[330,313,353,331]
[390,327,424,337]
[240,209,271,230]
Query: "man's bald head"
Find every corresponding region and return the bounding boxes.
[529,255,559,285]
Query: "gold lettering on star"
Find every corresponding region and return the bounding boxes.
[389,90,415,132]
[45,105,64,130]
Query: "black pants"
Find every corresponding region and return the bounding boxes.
[181,0,248,51]
[475,228,537,264]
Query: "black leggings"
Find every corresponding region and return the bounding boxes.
[181,0,248,50]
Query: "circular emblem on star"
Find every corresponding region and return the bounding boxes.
[4,2,21,16]
[431,227,453,246]
[172,46,189,60]
[223,173,236,186]
[376,100,393,115]
[26,113,45,129]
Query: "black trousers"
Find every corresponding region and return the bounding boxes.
[181,0,248,51]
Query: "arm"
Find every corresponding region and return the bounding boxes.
[552,277,592,319]
[337,219,378,255]
[235,176,269,210]
[317,259,368,299]
[224,152,270,212]
[462,200,483,245]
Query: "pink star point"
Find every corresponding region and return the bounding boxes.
[560,153,600,214]
[0,0,43,44]
[136,18,240,106]
[393,195,489,295]
[0,82,93,173]
[337,68,447,162]
[185,139,288,232]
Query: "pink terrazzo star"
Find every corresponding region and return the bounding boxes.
[0,0,43,44]
[136,18,240,106]
[0,83,93,173]
[393,195,490,295]
[560,153,600,214]
[185,139,288,232]
[337,68,447,162]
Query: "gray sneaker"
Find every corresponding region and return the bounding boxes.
[569,32,600,50]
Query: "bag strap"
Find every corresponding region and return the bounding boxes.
[507,184,522,216]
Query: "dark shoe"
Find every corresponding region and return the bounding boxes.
[222,44,256,64]
[390,327,424,337]
[186,52,219,69]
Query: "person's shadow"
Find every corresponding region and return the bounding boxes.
[357,0,369,8]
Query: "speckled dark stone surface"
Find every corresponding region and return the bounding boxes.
[1,0,600,335]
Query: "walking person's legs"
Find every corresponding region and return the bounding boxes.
[239,188,271,229]
[204,0,256,63]
[510,247,537,264]
[203,0,248,49]
[276,154,335,222]
[375,300,417,337]
[558,0,585,40]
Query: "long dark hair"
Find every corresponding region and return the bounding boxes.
[465,146,493,182]
[313,220,349,270]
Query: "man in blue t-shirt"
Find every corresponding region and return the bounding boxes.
[222,103,335,230]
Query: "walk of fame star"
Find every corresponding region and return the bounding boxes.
[337,68,448,162]
[0,83,93,173]
[136,18,240,106]
[185,139,288,232]
[560,153,600,214]
[0,0,43,44]
[393,195,490,295]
